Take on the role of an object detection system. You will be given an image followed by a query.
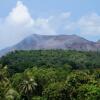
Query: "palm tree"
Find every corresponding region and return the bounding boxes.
[19,76,37,100]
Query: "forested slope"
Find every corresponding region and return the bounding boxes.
[0,50,100,75]
[0,50,100,100]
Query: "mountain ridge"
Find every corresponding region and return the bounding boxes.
[0,34,100,57]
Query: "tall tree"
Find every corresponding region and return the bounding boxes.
[18,75,37,100]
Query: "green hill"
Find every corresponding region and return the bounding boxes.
[0,50,100,75]
[0,50,100,100]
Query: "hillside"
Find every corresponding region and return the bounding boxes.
[0,50,100,100]
[0,50,100,75]
[0,34,100,57]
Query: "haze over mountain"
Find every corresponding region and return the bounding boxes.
[0,1,100,50]
[0,34,100,57]
[97,40,100,43]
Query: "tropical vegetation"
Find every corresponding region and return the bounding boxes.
[0,50,100,100]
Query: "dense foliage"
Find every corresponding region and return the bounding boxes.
[0,50,100,100]
[0,50,100,75]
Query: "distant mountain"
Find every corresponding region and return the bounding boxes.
[0,34,100,57]
[97,40,100,43]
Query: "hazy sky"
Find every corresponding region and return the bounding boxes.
[0,0,100,49]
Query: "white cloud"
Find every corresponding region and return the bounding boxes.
[0,1,34,49]
[32,12,71,35]
[33,18,55,35]
[6,1,34,25]
[78,13,100,36]
[0,1,100,49]
[0,1,71,49]
[64,12,100,40]
[44,12,71,34]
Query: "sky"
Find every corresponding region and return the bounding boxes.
[0,0,100,49]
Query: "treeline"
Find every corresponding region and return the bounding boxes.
[0,50,100,75]
[0,50,100,100]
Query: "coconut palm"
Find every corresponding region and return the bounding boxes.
[19,76,37,100]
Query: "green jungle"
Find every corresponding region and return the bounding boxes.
[0,50,100,100]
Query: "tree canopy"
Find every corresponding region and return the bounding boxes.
[0,50,100,100]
